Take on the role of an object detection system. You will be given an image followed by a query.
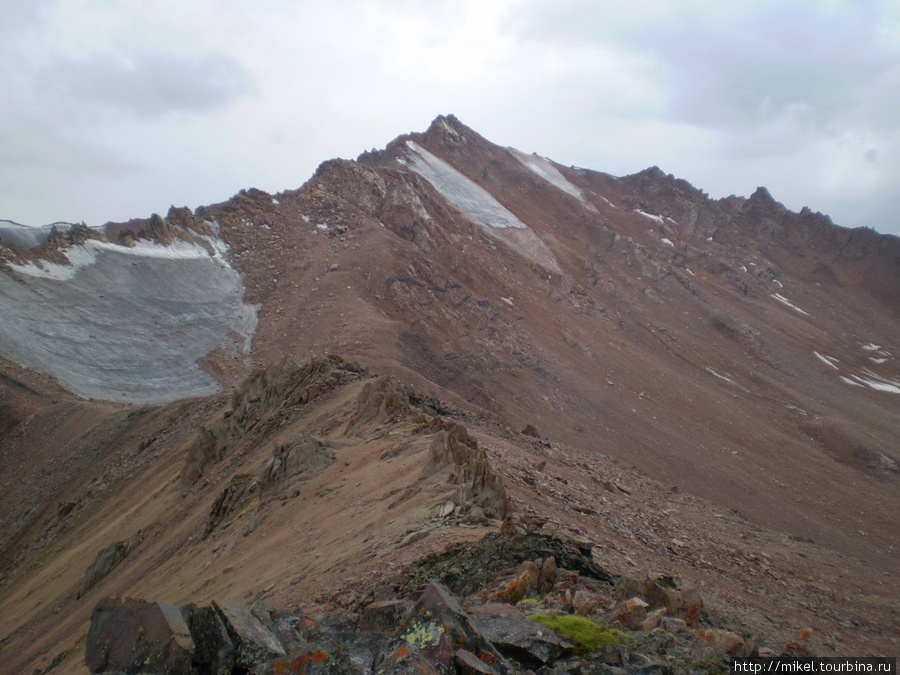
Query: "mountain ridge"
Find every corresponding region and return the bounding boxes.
[0,114,898,671]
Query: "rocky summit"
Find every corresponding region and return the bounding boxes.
[0,115,898,674]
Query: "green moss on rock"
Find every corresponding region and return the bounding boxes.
[529,614,631,655]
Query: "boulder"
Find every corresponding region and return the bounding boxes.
[213,597,286,669]
[379,582,510,674]
[614,597,649,630]
[468,603,571,667]
[85,596,194,674]
[183,604,235,675]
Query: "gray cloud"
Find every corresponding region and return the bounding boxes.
[46,51,252,119]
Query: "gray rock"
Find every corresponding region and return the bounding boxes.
[85,596,194,674]
[468,603,571,667]
[213,597,286,669]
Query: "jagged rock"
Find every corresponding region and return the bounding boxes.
[204,473,258,538]
[422,419,509,521]
[85,596,194,674]
[614,577,702,628]
[488,560,540,604]
[538,556,557,594]
[77,530,144,599]
[259,432,335,496]
[182,356,366,485]
[346,375,411,434]
[182,604,235,675]
[468,603,571,667]
[456,648,500,674]
[378,582,510,674]
[213,597,286,668]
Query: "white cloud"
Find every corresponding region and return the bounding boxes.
[1,0,899,236]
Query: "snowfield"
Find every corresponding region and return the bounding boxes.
[0,231,258,403]
[404,141,528,230]
[507,147,596,210]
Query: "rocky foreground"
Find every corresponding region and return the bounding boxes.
[81,531,809,675]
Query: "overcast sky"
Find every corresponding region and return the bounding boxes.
[2,0,899,236]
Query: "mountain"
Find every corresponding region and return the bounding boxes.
[0,115,898,672]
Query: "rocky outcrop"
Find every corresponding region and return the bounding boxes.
[85,535,780,675]
[85,597,195,674]
[77,530,145,599]
[259,432,335,497]
[422,418,509,522]
[345,375,412,435]
[204,474,258,538]
[182,356,367,485]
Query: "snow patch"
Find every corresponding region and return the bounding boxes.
[861,343,882,352]
[405,141,527,230]
[272,198,280,205]
[842,374,900,395]
[738,264,747,273]
[660,237,674,247]
[508,147,596,211]
[813,352,840,370]
[11,237,225,282]
[600,197,618,209]
[635,209,664,224]
[501,296,513,306]
[705,367,749,392]
[771,279,783,288]
[771,293,809,316]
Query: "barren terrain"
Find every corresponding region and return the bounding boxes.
[0,115,897,672]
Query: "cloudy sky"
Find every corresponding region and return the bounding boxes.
[2,0,899,235]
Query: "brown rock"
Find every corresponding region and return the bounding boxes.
[259,432,335,496]
[488,561,540,604]
[571,588,603,616]
[538,556,557,594]
[695,628,745,657]
[204,473,257,538]
[614,596,649,630]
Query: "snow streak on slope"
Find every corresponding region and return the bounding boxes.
[507,147,596,210]
[404,141,527,229]
[0,231,257,403]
